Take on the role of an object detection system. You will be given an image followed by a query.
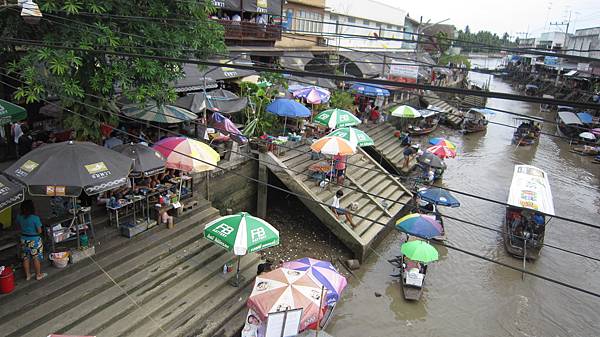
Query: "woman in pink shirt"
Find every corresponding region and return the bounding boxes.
[333,154,347,185]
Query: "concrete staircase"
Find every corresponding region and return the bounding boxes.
[357,123,418,174]
[423,90,465,128]
[0,200,260,337]
[263,145,412,261]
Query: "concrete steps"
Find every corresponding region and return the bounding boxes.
[263,144,413,261]
[0,201,259,337]
[357,123,416,174]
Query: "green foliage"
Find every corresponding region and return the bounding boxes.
[456,28,516,53]
[329,90,354,111]
[240,73,282,137]
[439,54,471,70]
[434,31,451,54]
[1,0,226,141]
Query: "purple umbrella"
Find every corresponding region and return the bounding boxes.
[210,112,247,144]
[282,257,347,305]
[293,86,331,104]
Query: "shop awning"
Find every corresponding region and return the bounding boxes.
[242,0,282,15]
[280,51,313,71]
[198,59,256,81]
[0,99,27,126]
[173,64,218,93]
[564,70,578,77]
[339,51,385,78]
[212,0,241,11]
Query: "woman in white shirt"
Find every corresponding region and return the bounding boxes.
[330,189,355,228]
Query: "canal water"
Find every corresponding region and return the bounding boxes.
[327,74,600,336]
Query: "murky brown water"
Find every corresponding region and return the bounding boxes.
[328,76,600,337]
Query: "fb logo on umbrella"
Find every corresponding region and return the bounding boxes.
[214,223,234,237]
[250,228,266,242]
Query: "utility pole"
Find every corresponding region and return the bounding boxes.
[549,10,571,51]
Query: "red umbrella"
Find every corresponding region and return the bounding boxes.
[427,145,456,159]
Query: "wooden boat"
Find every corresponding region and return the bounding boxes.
[503,165,554,260]
[461,108,488,134]
[408,110,441,136]
[540,95,556,113]
[400,255,427,301]
[556,110,584,139]
[570,145,600,156]
[512,118,541,146]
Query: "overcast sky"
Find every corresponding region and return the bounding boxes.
[391,0,600,38]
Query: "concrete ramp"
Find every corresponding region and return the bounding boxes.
[263,145,412,261]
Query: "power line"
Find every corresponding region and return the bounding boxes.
[2,69,598,264]
[2,38,600,111]
[2,77,598,299]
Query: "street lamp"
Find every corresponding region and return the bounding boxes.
[0,0,42,24]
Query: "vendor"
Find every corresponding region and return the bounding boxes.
[16,200,47,281]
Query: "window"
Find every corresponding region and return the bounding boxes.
[330,14,338,21]
[387,24,394,29]
[375,22,381,28]
[347,16,355,23]
[363,19,370,26]
[294,10,323,34]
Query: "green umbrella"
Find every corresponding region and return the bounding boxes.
[204,212,280,286]
[391,105,422,118]
[328,127,374,147]
[315,108,361,128]
[0,99,27,126]
[121,101,197,124]
[400,240,439,263]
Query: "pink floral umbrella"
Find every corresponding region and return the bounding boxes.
[282,258,347,305]
[293,86,331,104]
[247,268,324,331]
[590,128,600,136]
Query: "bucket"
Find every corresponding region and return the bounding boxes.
[0,266,15,294]
[50,252,70,269]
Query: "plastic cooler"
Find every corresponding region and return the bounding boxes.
[0,266,15,294]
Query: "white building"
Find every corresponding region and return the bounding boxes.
[537,31,570,50]
[323,0,407,51]
[566,27,600,59]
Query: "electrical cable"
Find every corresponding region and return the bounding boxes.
[2,70,598,264]
[2,77,598,299]
[3,38,600,111]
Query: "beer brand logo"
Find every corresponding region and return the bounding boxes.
[46,186,66,196]
[250,227,266,242]
[0,182,8,195]
[214,223,234,237]
[21,160,39,173]
[85,162,112,179]
[257,0,268,10]
[0,105,6,115]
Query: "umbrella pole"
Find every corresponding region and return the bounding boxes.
[235,255,241,287]
[73,197,80,250]
[132,178,137,225]
[315,285,326,336]
[283,116,287,136]
[522,239,527,281]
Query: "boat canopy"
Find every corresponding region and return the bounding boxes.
[420,109,439,118]
[507,165,555,216]
[557,111,583,125]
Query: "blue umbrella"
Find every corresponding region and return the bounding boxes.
[577,112,593,124]
[417,188,460,207]
[266,99,311,134]
[349,83,390,97]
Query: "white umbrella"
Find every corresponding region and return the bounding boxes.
[579,132,596,140]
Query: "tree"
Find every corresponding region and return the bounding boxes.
[464,25,471,35]
[329,90,354,112]
[1,1,226,141]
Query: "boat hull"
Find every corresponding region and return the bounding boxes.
[502,220,541,260]
[401,278,424,301]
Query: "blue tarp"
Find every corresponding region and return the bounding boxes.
[577,112,593,124]
[349,83,390,97]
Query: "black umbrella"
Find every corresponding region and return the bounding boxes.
[417,152,447,169]
[175,89,248,114]
[4,141,133,197]
[112,143,166,178]
[0,174,25,213]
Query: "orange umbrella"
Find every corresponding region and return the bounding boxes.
[310,136,356,156]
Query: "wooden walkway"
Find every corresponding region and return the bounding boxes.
[263,144,413,261]
[0,200,259,337]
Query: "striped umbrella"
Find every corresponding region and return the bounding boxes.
[391,105,421,118]
[395,213,443,239]
[152,137,219,173]
[327,127,374,147]
[122,101,197,124]
[282,258,347,305]
[427,145,456,159]
[293,86,331,104]
[247,268,324,331]
[310,136,356,156]
[428,138,457,150]
[314,109,361,129]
